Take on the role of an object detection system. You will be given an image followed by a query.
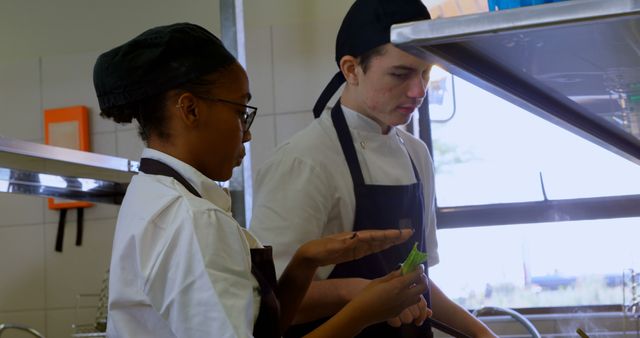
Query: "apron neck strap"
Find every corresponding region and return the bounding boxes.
[331,103,366,186]
[395,131,422,183]
[138,158,202,198]
[332,104,422,186]
[313,72,345,118]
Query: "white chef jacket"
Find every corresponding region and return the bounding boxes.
[251,105,439,280]
[107,148,262,338]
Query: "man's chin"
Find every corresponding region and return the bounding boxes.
[392,117,413,128]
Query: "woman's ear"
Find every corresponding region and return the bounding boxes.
[339,55,359,86]
[175,92,199,126]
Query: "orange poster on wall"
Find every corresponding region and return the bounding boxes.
[44,105,93,209]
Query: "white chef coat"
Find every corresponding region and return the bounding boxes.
[107,148,262,338]
[251,105,439,280]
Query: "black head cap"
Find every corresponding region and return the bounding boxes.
[313,0,430,118]
[335,0,430,64]
[93,22,236,111]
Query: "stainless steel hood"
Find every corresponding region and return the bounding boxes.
[0,136,138,205]
[392,0,640,166]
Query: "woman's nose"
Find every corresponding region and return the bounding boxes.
[243,129,252,143]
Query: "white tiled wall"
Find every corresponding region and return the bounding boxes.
[0,0,351,336]
[0,0,223,65]
[115,128,145,161]
[41,52,114,134]
[0,224,45,312]
[244,9,347,177]
[271,20,338,114]
[245,26,275,115]
[0,58,42,140]
[44,218,116,309]
[249,114,277,177]
[274,112,315,146]
[0,53,122,336]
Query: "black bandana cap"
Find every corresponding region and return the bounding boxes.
[313,0,430,118]
[93,22,236,111]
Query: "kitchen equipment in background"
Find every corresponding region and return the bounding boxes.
[0,323,45,337]
[623,268,640,336]
[474,306,542,338]
[392,0,640,167]
[423,0,488,18]
[428,65,457,123]
[488,0,569,11]
[576,327,590,338]
[71,269,109,337]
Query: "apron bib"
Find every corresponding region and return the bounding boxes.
[285,104,433,338]
[139,158,281,338]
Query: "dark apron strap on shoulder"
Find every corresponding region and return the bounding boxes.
[313,72,345,118]
[331,103,366,186]
[138,158,202,198]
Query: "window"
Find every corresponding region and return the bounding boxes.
[422,67,640,309]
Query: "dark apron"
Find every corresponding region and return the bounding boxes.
[139,158,281,338]
[285,104,433,338]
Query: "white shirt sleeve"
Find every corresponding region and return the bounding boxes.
[250,148,335,277]
[142,200,256,338]
[401,131,440,267]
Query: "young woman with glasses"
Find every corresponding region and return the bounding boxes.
[93,22,429,338]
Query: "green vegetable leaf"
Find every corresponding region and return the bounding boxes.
[400,242,428,275]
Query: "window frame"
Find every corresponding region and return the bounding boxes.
[418,86,640,230]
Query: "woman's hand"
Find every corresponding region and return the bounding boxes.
[346,265,430,327]
[296,229,414,267]
[386,294,430,327]
[302,266,430,338]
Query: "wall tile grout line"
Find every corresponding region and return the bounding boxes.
[260,110,313,118]
[42,220,48,335]
[0,218,45,229]
[269,25,278,144]
[0,306,95,314]
[0,216,118,229]
[38,57,44,139]
[38,56,49,335]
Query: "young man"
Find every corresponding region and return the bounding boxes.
[251,0,498,337]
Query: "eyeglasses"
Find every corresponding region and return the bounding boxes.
[195,95,257,132]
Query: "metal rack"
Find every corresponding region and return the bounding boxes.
[623,268,640,337]
[71,270,109,338]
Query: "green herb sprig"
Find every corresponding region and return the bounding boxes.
[400,242,428,275]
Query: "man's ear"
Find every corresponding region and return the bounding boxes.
[339,55,360,86]
[175,92,199,126]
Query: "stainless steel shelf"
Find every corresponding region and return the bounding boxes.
[392,0,640,165]
[0,136,138,204]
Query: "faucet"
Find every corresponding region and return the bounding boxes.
[473,306,542,338]
[0,323,45,337]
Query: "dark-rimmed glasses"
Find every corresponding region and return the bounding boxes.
[196,95,257,132]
